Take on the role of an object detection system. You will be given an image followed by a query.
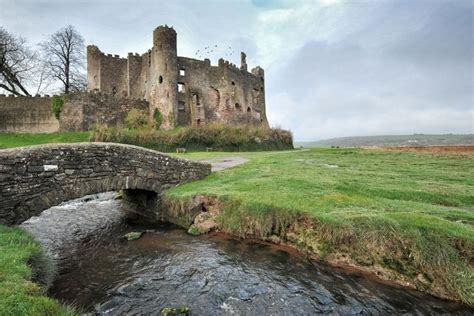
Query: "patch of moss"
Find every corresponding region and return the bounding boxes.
[187,225,200,236]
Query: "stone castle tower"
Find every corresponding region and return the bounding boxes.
[87,25,268,129]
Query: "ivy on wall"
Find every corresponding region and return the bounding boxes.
[51,96,65,120]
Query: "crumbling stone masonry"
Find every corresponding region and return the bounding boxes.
[87,25,268,129]
[59,92,150,131]
[0,94,59,133]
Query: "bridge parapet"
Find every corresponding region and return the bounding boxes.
[0,143,211,225]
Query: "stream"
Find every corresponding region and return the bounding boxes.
[20,193,472,315]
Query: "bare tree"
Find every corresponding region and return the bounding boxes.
[40,25,86,94]
[0,27,37,96]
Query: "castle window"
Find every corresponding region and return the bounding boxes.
[193,94,200,106]
[159,76,163,84]
[178,83,185,93]
[247,107,251,113]
[235,103,241,111]
[178,101,186,112]
[196,118,201,126]
[231,81,235,85]
[180,68,186,76]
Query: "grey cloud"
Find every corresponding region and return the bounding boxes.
[267,0,473,140]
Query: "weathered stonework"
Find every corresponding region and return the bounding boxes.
[88,25,268,129]
[59,92,150,131]
[0,94,59,133]
[0,143,211,225]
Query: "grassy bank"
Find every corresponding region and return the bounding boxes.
[0,132,89,149]
[0,226,74,315]
[0,124,293,152]
[164,148,474,304]
[90,124,293,152]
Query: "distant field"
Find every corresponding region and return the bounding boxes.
[296,134,474,148]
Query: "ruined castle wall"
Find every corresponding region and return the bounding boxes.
[176,57,268,127]
[59,92,149,132]
[127,53,144,99]
[99,54,128,97]
[0,95,59,133]
[86,26,269,129]
[149,27,178,129]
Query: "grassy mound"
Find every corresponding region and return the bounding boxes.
[0,226,76,315]
[164,148,474,304]
[89,124,293,152]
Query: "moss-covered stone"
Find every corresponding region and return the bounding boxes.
[124,231,144,241]
[160,306,190,316]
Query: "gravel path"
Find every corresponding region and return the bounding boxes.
[201,157,249,172]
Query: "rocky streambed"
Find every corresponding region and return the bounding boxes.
[19,193,472,314]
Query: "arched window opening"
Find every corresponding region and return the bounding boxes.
[159,76,163,84]
[178,83,185,93]
[247,107,251,113]
[235,103,242,111]
[196,119,201,126]
[178,101,186,112]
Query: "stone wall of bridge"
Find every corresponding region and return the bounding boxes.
[0,142,211,225]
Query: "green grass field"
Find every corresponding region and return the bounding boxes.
[0,132,90,149]
[0,134,473,305]
[166,148,474,303]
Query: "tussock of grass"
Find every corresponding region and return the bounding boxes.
[165,148,474,304]
[0,226,76,315]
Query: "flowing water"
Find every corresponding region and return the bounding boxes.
[21,194,472,315]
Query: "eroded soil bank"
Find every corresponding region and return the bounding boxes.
[162,195,474,305]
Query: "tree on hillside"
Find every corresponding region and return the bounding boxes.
[0,27,36,96]
[40,25,86,94]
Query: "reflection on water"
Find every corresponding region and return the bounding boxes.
[24,194,472,315]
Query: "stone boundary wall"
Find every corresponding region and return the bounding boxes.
[59,92,150,131]
[0,95,59,133]
[0,142,211,225]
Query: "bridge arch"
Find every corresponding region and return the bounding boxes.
[0,143,211,225]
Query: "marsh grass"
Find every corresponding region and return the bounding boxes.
[165,148,474,303]
[89,124,293,152]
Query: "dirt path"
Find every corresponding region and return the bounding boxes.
[200,157,249,172]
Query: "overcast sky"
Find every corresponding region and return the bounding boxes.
[1,0,472,141]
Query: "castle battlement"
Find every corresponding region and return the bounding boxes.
[0,94,56,99]
[87,25,268,129]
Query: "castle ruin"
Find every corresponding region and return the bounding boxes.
[87,25,268,129]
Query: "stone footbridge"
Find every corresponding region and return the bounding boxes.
[0,143,211,225]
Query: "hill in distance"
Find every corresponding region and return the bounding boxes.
[296,134,474,148]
